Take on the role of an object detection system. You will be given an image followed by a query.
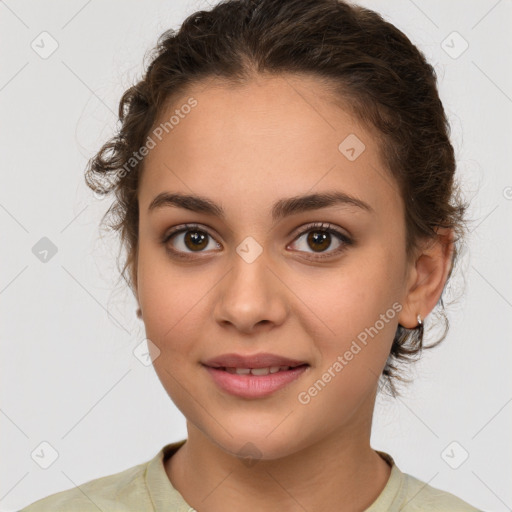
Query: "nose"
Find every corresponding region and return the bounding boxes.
[213,251,289,335]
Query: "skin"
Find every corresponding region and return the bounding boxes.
[133,74,454,511]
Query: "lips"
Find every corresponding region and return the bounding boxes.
[202,352,309,370]
[204,364,309,398]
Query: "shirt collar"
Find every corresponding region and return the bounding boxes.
[145,439,190,512]
[145,441,405,512]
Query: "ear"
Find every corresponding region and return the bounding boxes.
[128,252,142,319]
[398,228,454,328]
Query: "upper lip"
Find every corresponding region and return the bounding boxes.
[202,353,309,369]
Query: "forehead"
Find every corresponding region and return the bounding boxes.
[138,75,402,220]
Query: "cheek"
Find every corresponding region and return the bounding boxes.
[292,263,402,431]
[136,252,211,407]
[136,244,208,349]
[307,255,402,330]
[296,245,404,369]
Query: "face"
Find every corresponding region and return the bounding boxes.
[135,74,412,460]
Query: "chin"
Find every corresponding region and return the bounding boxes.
[205,423,309,463]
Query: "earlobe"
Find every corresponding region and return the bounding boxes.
[398,229,454,329]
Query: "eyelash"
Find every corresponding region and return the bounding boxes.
[161,222,353,261]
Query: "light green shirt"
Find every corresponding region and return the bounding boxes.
[20,439,481,511]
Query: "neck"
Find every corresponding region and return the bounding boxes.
[165,392,391,511]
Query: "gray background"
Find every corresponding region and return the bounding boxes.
[1,0,511,511]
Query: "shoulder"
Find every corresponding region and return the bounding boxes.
[371,451,482,512]
[400,472,482,511]
[19,458,151,512]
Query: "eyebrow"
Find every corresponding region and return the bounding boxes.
[147,191,374,221]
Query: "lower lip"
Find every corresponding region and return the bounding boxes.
[204,365,309,399]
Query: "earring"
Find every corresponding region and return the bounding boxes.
[416,314,422,327]
[136,307,142,319]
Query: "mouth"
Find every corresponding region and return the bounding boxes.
[202,362,310,399]
[202,352,309,371]
[209,364,309,376]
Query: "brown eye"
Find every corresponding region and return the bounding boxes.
[162,224,221,257]
[306,230,332,252]
[289,222,353,259]
[183,230,209,251]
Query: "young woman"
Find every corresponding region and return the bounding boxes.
[21,0,481,510]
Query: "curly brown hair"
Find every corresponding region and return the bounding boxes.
[85,0,467,397]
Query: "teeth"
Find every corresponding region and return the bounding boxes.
[251,367,271,376]
[224,366,291,375]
